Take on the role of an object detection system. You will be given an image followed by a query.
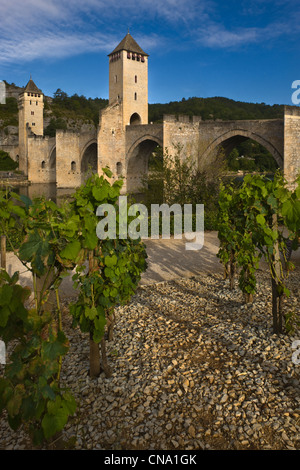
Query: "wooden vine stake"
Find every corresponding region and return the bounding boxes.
[1,235,6,270]
[88,250,101,378]
[88,250,112,378]
[271,214,284,334]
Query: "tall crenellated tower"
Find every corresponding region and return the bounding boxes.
[108,32,149,128]
[18,78,44,175]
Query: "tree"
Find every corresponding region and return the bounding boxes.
[140,144,222,211]
[44,118,67,137]
[0,150,18,171]
[0,190,79,446]
[53,89,69,102]
[217,172,300,333]
[139,143,224,232]
[69,169,147,378]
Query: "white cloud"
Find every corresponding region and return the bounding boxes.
[0,33,110,64]
[0,0,170,65]
[0,0,299,65]
[194,18,298,49]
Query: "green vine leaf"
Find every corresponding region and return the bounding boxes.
[60,240,81,260]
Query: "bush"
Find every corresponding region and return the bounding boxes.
[0,150,18,171]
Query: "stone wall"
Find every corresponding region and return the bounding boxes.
[284,106,300,186]
[163,115,201,166]
[56,130,81,188]
[56,130,97,188]
[27,134,56,184]
[98,100,126,186]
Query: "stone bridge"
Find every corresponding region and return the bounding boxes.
[162,115,284,169]
[24,104,300,192]
[119,106,300,193]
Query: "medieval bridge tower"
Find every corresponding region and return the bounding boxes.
[17,32,300,191]
[98,32,163,193]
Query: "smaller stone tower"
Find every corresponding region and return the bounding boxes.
[108,32,149,128]
[18,78,44,175]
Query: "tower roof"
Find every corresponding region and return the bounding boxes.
[109,32,148,56]
[24,78,42,94]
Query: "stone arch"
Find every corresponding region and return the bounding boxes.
[127,135,163,160]
[201,129,283,169]
[81,140,98,182]
[130,113,141,126]
[126,136,163,194]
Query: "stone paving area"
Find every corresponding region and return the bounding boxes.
[1,267,299,450]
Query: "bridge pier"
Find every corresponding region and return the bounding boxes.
[284,106,300,187]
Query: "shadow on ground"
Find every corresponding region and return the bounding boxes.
[3,231,300,297]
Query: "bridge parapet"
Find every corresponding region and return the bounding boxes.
[163,114,202,123]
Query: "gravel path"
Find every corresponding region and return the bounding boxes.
[1,266,299,451]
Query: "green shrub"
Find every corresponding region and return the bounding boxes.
[0,150,18,171]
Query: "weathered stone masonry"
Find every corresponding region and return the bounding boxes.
[284,106,300,187]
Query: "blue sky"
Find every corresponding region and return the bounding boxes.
[0,0,299,106]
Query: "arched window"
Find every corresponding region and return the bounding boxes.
[134,92,137,101]
[71,161,76,171]
[41,161,46,169]
[130,113,141,125]
[135,75,137,83]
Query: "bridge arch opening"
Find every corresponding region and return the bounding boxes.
[226,138,280,174]
[201,131,283,175]
[127,138,163,195]
[81,142,98,183]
